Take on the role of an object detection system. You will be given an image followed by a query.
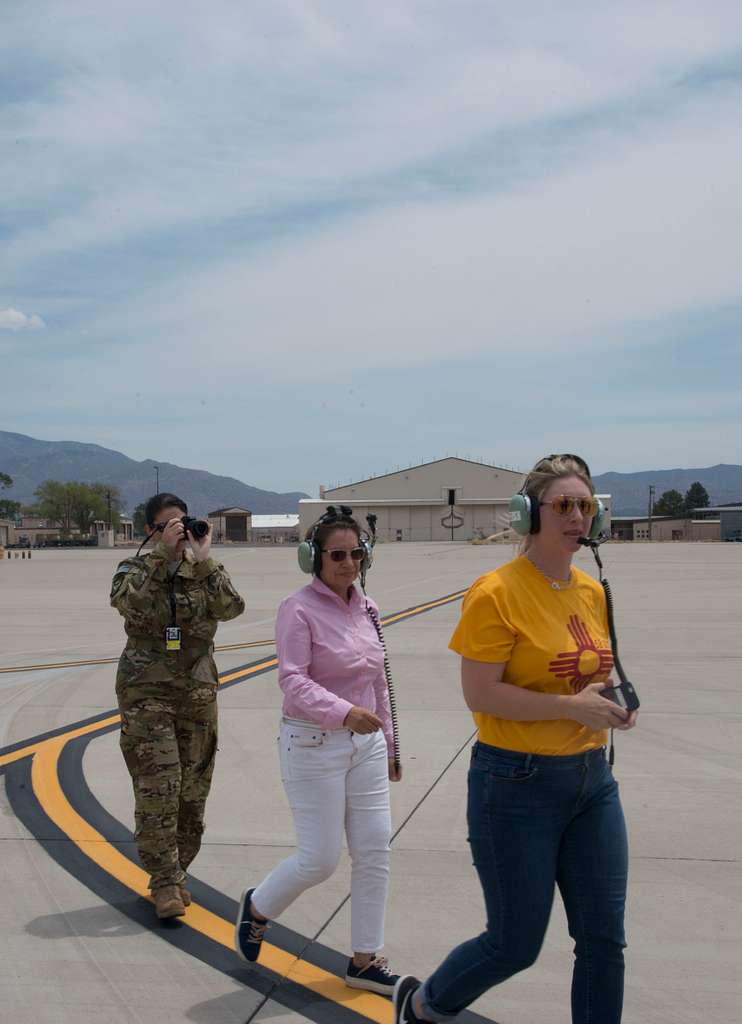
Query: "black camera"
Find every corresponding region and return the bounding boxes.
[181,515,209,540]
[155,516,209,540]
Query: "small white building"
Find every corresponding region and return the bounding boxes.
[251,514,300,543]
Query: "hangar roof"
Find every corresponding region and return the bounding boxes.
[323,456,524,502]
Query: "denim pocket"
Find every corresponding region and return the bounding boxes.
[472,756,538,783]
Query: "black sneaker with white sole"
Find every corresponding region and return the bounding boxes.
[235,888,268,963]
[345,955,400,995]
[393,975,423,1024]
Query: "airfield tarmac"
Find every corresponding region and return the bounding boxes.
[0,541,740,1024]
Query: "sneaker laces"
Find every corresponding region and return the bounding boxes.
[367,955,394,977]
[248,919,268,942]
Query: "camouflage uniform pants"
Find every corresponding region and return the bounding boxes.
[117,672,218,892]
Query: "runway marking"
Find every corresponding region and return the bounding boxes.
[0,638,276,675]
[0,589,467,770]
[0,587,470,1024]
[32,735,390,1020]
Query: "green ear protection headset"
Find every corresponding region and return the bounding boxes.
[508,454,605,540]
[297,505,374,577]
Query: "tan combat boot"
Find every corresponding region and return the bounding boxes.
[179,885,192,907]
[154,884,186,919]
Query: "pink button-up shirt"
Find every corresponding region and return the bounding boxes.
[275,576,393,753]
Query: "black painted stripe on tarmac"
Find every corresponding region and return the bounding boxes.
[4,752,369,1024]
[1,587,497,1024]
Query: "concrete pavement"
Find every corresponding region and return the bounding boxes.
[1,541,740,1023]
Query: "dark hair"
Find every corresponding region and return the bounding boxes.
[306,515,362,552]
[145,492,188,528]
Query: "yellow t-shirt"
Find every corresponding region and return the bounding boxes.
[449,556,614,755]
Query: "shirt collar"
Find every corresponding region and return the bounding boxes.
[171,548,196,577]
[310,574,363,609]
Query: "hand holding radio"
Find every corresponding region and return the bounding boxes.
[344,706,384,734]
[570,682,630,729]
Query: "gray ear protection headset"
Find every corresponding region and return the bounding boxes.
[508,454,605,540]
[297,505,374,576]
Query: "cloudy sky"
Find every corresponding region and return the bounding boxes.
[2,1,741,494]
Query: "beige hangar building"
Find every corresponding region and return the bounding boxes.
[299,457,613,542]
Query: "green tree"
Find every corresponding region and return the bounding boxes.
[684,482,710,514]
[70,483,107,534]
[88,483,122,530]
[0,472,13,490]
[33,480,122,535]
[653,488,686,517]
[34,480,76,534]
[0,499,22,520]
[132,502,147,536]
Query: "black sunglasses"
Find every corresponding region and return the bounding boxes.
[322,547,365,562]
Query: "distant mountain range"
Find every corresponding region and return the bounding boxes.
[592,464,742,515]
[2,430,740,518]
[0,431,308,515]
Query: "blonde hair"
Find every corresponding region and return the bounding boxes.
[518,454,594,553]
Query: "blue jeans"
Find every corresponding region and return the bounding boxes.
[420,742,628,1024]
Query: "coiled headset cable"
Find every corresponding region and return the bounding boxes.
[365,602,401,772]
[361,511,401,772]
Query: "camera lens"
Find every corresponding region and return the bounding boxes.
[183,516,209,540]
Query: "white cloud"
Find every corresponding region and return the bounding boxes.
[3,2,742,485]
[3,1,742,271]
[80,82,742,379]
[0,307,45,331]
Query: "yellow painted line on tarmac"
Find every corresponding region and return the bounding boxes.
[0,591,465,769]
[6,587,468,1023]
[32,735,393,1023]
[382,590,467,626]
[0,639,276,675]
[0,714,121,770]
[219,657,278,685]
[0,660,275,769]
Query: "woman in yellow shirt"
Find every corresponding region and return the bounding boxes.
[394,454,637,1024]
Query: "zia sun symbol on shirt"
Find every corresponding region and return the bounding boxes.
[548,615,614,693]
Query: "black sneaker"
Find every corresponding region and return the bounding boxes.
[394,975,422,1024]
[345,955,400,995]
[235,888,268,963]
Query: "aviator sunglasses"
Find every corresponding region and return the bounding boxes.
[322,547,365,562]
[547,495,599,517]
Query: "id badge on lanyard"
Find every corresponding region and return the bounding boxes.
[165,625,182,651]
[166,573,181,651]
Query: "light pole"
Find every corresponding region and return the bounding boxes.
[647,484,655,541]
[154,465,159,493]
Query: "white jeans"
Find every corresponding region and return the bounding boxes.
[251,719,392,953]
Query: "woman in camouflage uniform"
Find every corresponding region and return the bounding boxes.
[111,493,245,919]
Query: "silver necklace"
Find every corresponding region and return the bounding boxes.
[527,555,573,590]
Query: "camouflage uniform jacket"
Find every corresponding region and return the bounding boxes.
[111,540,245,687]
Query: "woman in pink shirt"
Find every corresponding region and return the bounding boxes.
[235,506,402,994]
